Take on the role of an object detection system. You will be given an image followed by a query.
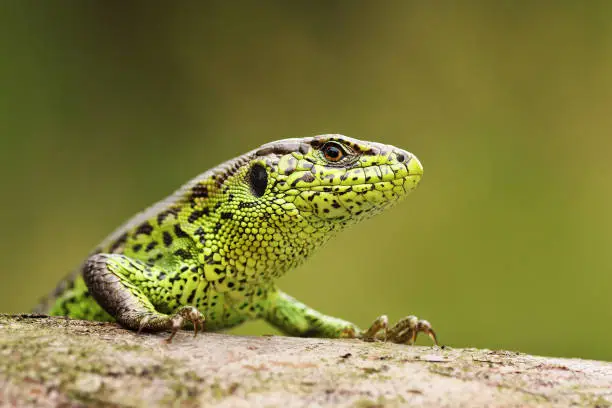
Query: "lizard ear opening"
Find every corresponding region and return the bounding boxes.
[249,163,268,197]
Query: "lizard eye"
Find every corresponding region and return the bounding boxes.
[249,163,268,197]
[321,142,346,162]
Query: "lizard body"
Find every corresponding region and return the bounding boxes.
[37,134,436,343]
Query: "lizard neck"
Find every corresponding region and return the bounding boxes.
[187,203,342,283]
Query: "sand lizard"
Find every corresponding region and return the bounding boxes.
[36,134,437,344]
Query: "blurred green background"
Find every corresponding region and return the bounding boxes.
[1,2,610,361]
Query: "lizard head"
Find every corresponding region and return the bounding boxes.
[247,134,424,225]
[189,134,423,278]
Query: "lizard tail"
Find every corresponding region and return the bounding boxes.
[32,269,80,314]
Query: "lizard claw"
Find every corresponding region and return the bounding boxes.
[360,315,389,342]
[415,319,438,346]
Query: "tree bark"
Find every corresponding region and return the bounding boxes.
[0,314,610,407]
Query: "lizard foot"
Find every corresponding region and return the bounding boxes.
[360,315,438,346]
[164,306,205,343]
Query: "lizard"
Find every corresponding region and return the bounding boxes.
[35,134,437,345]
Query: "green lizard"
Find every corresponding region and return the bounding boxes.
[35,134,437,344]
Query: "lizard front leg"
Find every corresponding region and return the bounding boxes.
[83,253,203,342]
[263,289,437,345]
[262,289,359,338]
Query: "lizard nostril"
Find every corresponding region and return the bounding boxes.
[396,153,405,162]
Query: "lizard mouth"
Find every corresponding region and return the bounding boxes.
[301,156,423,191]
[287,173,422,222]
[407,155,424,176]
[271,151,423,221]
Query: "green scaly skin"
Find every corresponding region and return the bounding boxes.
[36,134,437,344]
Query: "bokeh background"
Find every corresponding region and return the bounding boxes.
[1,2,611,361]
